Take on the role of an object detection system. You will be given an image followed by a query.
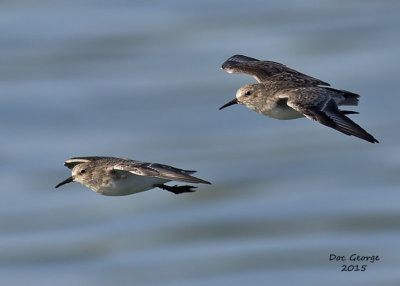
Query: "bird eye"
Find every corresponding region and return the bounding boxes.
[245,90,252,96]
[80,169,86,174]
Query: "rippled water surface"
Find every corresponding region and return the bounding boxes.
[1,1,400,285]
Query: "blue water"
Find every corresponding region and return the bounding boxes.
[1,0,400,285]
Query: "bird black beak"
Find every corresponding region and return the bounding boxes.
[219,98,238,110]
[55,176,73,188]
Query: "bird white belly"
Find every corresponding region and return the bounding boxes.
[97,175,169,196]
[261,106,304,120]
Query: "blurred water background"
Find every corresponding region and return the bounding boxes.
[1,0,400,285]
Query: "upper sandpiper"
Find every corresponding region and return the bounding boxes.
[219,54,378,144]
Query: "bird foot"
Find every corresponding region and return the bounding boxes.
[155,184,197,194]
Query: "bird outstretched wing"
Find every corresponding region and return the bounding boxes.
[280,88,379,143]
[63,156,113,169]
[113,161,211,184]
[221,54,329,86]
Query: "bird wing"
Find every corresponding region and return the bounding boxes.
[221,54,329,86]
[64,156,113,169]
[279,88,378,143]
[113,161,211,184]
[263,72,332,89]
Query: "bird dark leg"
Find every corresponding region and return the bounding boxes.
[155,184,197,194]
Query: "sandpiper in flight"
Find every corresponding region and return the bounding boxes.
[219,54,378,143]
[55,156,211,196]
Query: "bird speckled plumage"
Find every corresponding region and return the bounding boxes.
[220,54,378,143]
[56,156,210,196]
